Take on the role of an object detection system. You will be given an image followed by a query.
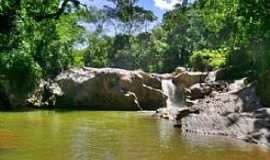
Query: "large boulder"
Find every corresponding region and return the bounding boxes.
[50,67,167,110]
[173,71,207,88]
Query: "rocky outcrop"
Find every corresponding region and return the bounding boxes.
[174,78,270,147]
[155,66,270,147]
[44,67,167,110]
[185,81,228,100]
[27,80,56,108]
[1,67,167,110]
[173,70,207,88]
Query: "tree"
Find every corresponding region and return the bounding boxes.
[104,0,157,34]
[0,0,86,94]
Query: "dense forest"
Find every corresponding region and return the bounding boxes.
[0,0,269,105]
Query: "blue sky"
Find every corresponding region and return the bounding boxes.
[137,0,166,21]
[80,0,183,22]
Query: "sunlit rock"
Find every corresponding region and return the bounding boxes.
[51,67,166,110]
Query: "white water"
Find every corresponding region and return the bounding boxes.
[161,79,184,108]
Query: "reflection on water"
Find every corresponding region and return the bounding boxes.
[0,111,269,160]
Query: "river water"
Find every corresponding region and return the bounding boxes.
[0,111,269,160]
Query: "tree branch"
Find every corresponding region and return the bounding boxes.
[35,0,87,22]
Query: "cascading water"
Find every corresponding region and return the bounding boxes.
[161,79,184,108]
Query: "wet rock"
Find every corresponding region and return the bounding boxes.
[156,108,175,120]
[156,107,198,121]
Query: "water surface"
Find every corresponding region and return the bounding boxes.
[0,111,269,160]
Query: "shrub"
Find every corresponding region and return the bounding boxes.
[190,48,228,71]
[0,51,42,93]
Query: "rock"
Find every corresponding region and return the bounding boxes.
[1,67,167,110]
[27,80,56,108]
[155,73,173,80]
[175,83,270,146]
[228,78,248,92]
[215,68,227,81]
[134,70,161,89]
[187,81,228,100]
[189,83,212,99]
[155,107,198,120]
[173,67,187,75]
[173,71,207,88]
[205,69,227,82]
[185,99,198,106]
[181,113,256,139]
[156,108,176,120]
[175,107,199,121]
[51,67,167,110]
[191,85,261,114]
[254,108,270,117]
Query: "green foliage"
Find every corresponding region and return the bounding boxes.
[0,0,87,102]
[190,48,228,71]
[84,33,111,68]
[1,0,270,107]
[82,29,167,72]
[0,50,42,92]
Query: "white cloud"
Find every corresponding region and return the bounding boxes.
[153,0,182,10]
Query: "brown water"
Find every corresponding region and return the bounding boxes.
[0,111,269,160]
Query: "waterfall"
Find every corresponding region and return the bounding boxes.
[161,79,184,108]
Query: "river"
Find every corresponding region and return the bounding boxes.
[0,111,269,160]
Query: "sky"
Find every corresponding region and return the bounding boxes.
[77,0,183,47]
[80,0,183,22]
